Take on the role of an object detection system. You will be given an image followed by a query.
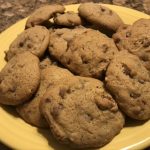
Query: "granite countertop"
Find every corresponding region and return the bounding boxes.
[0,0,150,33]
[0,0,150,149]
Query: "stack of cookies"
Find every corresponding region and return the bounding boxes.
[0,2,150,149]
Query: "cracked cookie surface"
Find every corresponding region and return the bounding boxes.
[113,19,150,70]
[41,76,124,149]
[25,4,65,28]
[6,26,50,61]
[105,51,150,120]
[78,3,123,32]
[0,52,40,105]
[16,65,73,128]
[49,28,118,79]
[54,11,83,27]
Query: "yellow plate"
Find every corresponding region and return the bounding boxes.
[0,4,150,150]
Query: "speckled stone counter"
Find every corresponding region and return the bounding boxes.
[0,0,150,149]
[0,0,150,33]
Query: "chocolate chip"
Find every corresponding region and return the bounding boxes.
[81,55,89,64]
[51,103,64,118]
[130,93,141,98]
[8,69,12,73]
[122,64,133,78]
[142,100,146,105]
[122,26,128,30]
[102,44,109,53]
[59,88,66,99]
[126,32,131,38]
[84,113,93,122]
[66,88,71,94]
[101,8,105,12]
[45,98,51,103]
[19,42,24,47]
[27,43,32,48]
[115,38,120,44]
[0,79,2,84]
[66,59,71,65]
[141,55,149,61]
[143,40,150,48]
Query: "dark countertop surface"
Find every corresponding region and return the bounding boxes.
[0,0,150,33]
[0,0,150,149]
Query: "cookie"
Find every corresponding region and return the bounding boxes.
[54,11,83,27]
[105,51,150,120]
[48,27,90,59]
[78,3,123,32]
[25,4,65,28]
[5,26,50,61]
[0,52,40,105]
[49,28,118,79]
[40,76,124,149]
[16,66,73,127]
[113,19,150,70]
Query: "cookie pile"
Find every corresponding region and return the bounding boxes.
[0,2,150,149]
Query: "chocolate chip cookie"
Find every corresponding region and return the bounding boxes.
[0,52,40,105]
[40,76,124,148]
[26,4,65,28]
[105,51,150,120]
[49,28,118,79]
[113,19,150,70]
[16,65,73,127]
[78,3,123,32]
[54,11,83,27]
[5,26,50,61]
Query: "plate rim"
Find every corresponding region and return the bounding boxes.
[0,3,150,150]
